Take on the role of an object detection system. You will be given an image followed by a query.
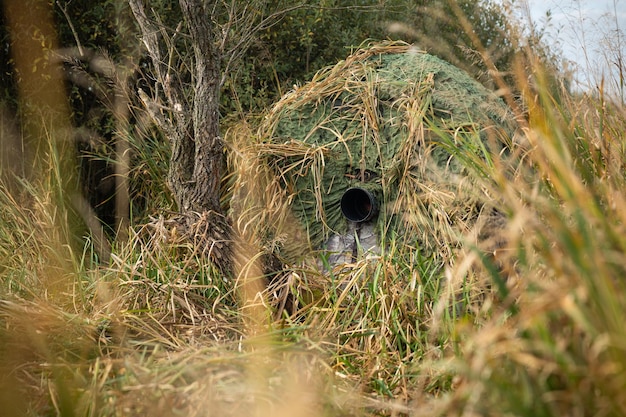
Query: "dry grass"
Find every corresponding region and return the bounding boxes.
[2,6,626,417]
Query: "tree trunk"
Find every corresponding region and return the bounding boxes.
[174,0,223,215]
[129,0,231,270]
[129,0,223,215]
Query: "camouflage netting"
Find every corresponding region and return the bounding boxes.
[258,41,517,258]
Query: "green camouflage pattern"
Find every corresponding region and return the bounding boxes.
[260,42,516,255]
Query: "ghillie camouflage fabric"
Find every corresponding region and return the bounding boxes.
[256,41,517,262]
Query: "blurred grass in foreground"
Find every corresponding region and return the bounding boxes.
[442,61,626,415]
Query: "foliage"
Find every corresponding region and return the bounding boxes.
[5,1,626,417]
[4,66,626,414]
[0,10,17,110]
[223,0,391,114]
[223,0,553,115]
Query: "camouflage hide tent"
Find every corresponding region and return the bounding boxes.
[247,41,517,264]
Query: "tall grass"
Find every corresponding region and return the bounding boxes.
[3,5,626,417]
[434,56,626,415]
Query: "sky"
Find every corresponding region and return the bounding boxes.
[522,0,626,94]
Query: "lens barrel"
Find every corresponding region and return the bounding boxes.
[340,187,378,222]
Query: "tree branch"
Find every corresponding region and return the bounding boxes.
[128,0,188,122]
[220,3,308,87]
